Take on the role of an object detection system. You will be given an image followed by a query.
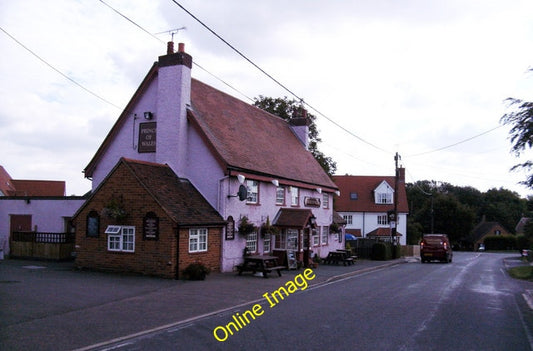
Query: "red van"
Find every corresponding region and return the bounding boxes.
[420,234,453,263]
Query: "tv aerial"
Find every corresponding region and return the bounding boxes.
[154,26,186,41]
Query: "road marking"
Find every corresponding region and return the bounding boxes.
[515,293,533,350]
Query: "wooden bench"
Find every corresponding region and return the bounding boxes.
[324,251,356,266]
[237,255,284,278]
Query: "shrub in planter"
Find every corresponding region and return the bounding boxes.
[182,263,211,281]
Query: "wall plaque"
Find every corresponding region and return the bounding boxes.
[143,212,159,240]
[138,122,156,153]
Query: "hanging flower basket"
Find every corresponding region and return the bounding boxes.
[238,216,257,236]
[260,216,279,237]
[330,222,340,234]
[101,198,128,221]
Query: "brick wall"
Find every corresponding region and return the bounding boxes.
[177,226,222,279]
[74,163,178,278]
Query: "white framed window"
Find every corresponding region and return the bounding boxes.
[312,228,319,247]
[290,186,299,206]
[287,229,298,250]
[246,231,257,253]
[246,180,259,204]
[377,215,389,225]
[276,186,285,205]
[377,192,392,204]
[189,228,208,253]
[321,226,328,245]
[322,193,329,209]
[263,233,271,253]
[343,215,353,225]
[106,225,135,253]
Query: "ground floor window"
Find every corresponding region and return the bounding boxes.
[246,231,258,253]
[312,228,319,247]
[377,214,388,225]
[321,226,329,245]
[189,228,208,253]
[106,225,135,252]
[273,229,299,250]
[263,233,271,253]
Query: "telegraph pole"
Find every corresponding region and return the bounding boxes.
[392,152,400,255]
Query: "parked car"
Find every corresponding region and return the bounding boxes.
[420,234,453,263]
[478,244,485,251]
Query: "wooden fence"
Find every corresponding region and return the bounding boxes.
[10,231,75,260]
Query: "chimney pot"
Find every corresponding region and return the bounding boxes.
[178,43,185,53]
[167,41,174,55]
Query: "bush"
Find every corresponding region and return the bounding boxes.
[372,243,391,260]
[484,235,517,251]
[516,235,533,251]
[182,263,210,281]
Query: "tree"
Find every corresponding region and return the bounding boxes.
[480,187,527,233]
[500,71,533,188]
[253,96,337,176]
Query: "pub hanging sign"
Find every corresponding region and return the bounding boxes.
[225,216,235,240]
[138,122,157,153]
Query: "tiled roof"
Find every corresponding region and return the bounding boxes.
[10,180,65,196]
[188,79,338,190]
[367,227,403,237]
[273,208,314,228]
[0,166,15,196]
[121,158,225,226]
[0,166,65,196]
[332,211,347,225]
[332,175,408,213]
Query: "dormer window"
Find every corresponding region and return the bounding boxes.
[377,192,392,204]
[374,180,394,204]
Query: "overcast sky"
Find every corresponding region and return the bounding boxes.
[1,0,533,198]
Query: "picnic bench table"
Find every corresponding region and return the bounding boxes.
[324,250,356,266]
[237,255,285,278]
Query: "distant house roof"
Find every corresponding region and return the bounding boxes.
[332,175,408,213]
[188,79,337,191]
[76,158,225,226]
[367,227,403,237]
[515,217,531,234]
[470,221,511,243]
[0,166,15,196]
[0,165,65,196]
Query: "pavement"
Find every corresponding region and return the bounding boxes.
[0,256,408,351]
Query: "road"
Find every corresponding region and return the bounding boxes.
[88,252,533,351]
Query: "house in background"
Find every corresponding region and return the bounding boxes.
[332,169,409,246]
[74,42,341,277]
[515,217,531,235]
[0,166,86,259]
[470,220,512,251]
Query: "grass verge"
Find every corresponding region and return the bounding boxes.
[508,265,533,281]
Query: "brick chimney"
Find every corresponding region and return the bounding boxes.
[289,106,310,149]
[156,42,192,174]
[398,167,405,183]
